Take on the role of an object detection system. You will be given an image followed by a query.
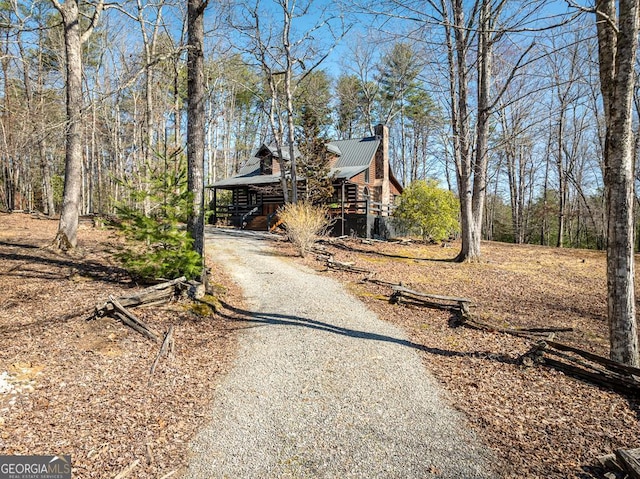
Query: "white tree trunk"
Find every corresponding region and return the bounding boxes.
[596,0,640,366]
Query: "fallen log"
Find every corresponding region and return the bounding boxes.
[544,339,640,377]
[391,285,472,305]
[616,448,640,479]
[388,286,575,341]
[326,258,371,274]
[544,357,640,395]
[597,454,624,474]
[463,318,571,339]
[521,341,640,395]
[150,326,175,375]
[94,276,186,317]
[360,276,401,288]
[110,296,160,342]
[390,285,475,324]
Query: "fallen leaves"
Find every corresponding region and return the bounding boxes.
[0,213,239,478]
[294,237,640,478]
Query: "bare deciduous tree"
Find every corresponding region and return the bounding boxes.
[593,0,640,366]
[50,0,104,250]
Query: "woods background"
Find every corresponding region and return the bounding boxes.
[0,0,634,250]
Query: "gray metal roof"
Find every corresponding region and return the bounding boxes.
[329,165,369,179]
[327,143,342,156]
[209,136,380,188]
[212,173,282,188]
[329,137,379,169]
[236,157,261,176]
[257,143,301,160]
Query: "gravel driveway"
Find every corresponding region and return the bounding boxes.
[184,229,497,479]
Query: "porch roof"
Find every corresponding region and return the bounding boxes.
[211,173,282,189]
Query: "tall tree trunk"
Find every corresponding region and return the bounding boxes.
[40,144,55,216]
[187,0,207,262]
[51,0,103,249]
[53,1,83,249]
[596,0,640,366]
[445,0,474,261]
[283,0,298,203]
[471,0,491,251]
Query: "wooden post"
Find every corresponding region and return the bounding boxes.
[341,181,345,236]
[365,195,372,239]
[213,187,217,225]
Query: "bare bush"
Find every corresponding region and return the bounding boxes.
[278,202,333,257]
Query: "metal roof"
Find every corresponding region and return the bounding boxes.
[329,165,369,179]
[328,137,379,169]
[209,135,380,188]
[256,143,301,160]
[236,157,261,176]
[212,173,282,189]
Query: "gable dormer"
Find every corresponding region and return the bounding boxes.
[261,155,273,174]
[254,144,274,175]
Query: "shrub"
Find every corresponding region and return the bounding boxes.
[393,179,460,241]
[278,201,333,257]
[115,162,202,282]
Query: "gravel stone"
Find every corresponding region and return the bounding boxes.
[185,229,497,478]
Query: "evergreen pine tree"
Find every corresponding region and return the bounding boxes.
[115,159,203,282]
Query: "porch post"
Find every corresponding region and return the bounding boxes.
[213,188,217,225]
[341,181,345,236]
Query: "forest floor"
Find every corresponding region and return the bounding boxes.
[1,213,639,478]
[0,212,240,479]
[282,236,640,479]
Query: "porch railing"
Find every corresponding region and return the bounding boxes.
[328,200,396,217]
[212,203,261,225]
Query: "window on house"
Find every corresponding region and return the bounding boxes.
[261,156,273,174]
[364,168,370,184]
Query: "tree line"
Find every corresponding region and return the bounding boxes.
[0,1,634,252]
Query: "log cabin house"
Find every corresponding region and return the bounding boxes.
[208,124,403,238]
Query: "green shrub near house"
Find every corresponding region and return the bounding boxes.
[393,179,460,242]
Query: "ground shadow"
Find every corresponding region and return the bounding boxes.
[205,227,283,242]
[0,240,41,250]
[217,300,517,366]
[321,240,457,263]
[0,250,130,284]
[0,307,95,336]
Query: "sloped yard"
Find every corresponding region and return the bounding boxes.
[287,237,640,478]
[0,213,239,478]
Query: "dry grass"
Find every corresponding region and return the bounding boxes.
[278,202,333,257]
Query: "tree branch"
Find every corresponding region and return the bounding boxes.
[81,0,105,44]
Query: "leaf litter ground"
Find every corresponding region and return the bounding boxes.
[1,213,639,478]
[0,213,240,478]
[285,237,640,479]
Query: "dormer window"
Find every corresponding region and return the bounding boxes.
[261,156,273,174]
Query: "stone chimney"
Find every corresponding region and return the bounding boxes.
[374,124,390,206]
